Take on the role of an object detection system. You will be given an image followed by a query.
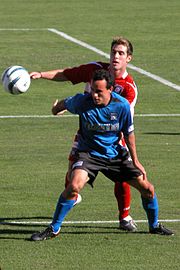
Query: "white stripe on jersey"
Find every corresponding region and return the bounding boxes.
[126,81,138,118]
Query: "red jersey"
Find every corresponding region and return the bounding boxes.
[63,61,138,114]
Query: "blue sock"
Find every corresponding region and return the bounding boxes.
[51,194,76,233]
[141,193,159,229]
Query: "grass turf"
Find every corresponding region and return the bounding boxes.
[0,0,180,269]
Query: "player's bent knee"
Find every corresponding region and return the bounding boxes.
[142,182,155,199]
[63,183,79,200]
[148,183,155,198]
[69,183,80,194]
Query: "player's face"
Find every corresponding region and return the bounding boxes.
[110,44,132,72]
[91,79,112,106]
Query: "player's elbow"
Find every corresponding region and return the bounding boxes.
[52,107,57,115]
[52,99,66,115]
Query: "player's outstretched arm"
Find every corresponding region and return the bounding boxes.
[29,69,68,81]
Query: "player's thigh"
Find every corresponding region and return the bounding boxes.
[71,169,89,191]
[63,169,89,198]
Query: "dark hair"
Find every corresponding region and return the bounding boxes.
[92,69,114,89]
[111,36,133,55]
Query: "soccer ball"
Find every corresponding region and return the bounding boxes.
[1,65,31,95]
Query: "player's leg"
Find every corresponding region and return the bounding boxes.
[50,168,88,231]
[65,151,82,205]
[114,181,137,231]
[108,154,173,235]
[128,176,173,235]
[114,181,131,220]
[31,168,89,241]
[115,135,137,231]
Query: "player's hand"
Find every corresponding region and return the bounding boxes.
[29,71,42,79]
[133,160,147,180]
[56,109,67,115]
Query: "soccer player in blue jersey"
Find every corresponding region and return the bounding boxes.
[31,69,173,241]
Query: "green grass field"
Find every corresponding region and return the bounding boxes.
[0,0,180,269]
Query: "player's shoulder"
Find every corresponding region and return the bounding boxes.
[74,92,90,100]
[115,71,137,91]
[111,91,129,105]
[125,73,134,81]
[76,92,92,103]
[66,93,85,102]
[125,73,137,86]
[66,93,91,107]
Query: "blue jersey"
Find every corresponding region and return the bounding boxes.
[64,92,134,159]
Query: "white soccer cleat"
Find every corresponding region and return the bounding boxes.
[119,215,137,232]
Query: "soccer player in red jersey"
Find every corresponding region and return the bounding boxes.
[30,37,138,231]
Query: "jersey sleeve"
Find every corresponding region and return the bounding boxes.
[63,62,109,84]
[64,93,84,114]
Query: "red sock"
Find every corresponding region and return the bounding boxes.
[114,181,131,220]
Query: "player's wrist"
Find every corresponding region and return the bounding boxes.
[39,72,42,78]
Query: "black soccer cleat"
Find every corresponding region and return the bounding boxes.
[31,226,60,241]
[149,223,174,236]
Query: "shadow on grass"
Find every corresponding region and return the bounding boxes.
[0,219,149,240]
[0,216,52,221]
[0,216,51,227]
[143,132,180,136]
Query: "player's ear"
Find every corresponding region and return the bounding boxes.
[109,86,113,92]
[127,55,132,63]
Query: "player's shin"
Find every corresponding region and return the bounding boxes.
[51,194,76,233]
[141,193,159,229]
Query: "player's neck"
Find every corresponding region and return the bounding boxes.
[113,68,127,79]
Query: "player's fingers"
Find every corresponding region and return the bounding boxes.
[143,171,147,180]
[29,72,41,79]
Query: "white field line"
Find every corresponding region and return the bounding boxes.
[0,28,180,91]
[0,219,180,226]
[0,114,180,119]
[0,115,78,119]
[0,28,47,31]
[48,28,180,92]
